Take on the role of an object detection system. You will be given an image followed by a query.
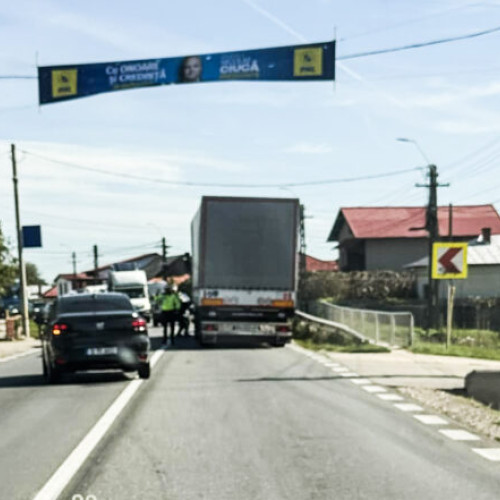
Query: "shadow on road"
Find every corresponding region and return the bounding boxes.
[237,374,464,383]
[152,334,276,351]
[0,370,133,388]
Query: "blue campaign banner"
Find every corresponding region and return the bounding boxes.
[22,225,42,248]
[38,40,335,105]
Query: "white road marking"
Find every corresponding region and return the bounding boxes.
[394,403,424,412]
[362,385,387,393]
[324,362,340,367]
[377,394,404,401]
[414,415,448,425]
[0,348,39,363]
[150,349,164,367]
[439,429,480,441]
[472,448,500,461]
[350,378,372,385]
[33,348,164,500]
[339,372,359,378]
[332,367,349,373]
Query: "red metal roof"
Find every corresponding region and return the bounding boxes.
[328,205,500,240]
[304,254,339,272]
[42,286,57,298]
[56,273,93,281]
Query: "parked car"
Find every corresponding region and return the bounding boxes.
[41,292,150,383]
[30,301,46,323]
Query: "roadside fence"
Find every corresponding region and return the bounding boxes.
[309,301,414,348]
[0,315,22,340]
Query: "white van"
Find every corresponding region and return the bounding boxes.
[109,270,151,321]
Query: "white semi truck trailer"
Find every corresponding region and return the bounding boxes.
[191,196,299,346]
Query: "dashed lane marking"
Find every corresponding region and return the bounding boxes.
[472,448,500,461]
[439,429,480,441]
[394,403,424,412]
[414,414,448,425]
[362,385,387,393]
[289,343,500,463]
[377,393,405,401]
[350,378,372,385]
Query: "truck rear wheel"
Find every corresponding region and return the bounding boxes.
[138,362,151,379]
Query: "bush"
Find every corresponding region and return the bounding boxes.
[299,270,417,304]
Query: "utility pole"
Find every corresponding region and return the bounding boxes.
[417,164,449,332]
[161,237,169,280]
[93,244,99,270]
[11,144,29,338]
[72,251,77,276]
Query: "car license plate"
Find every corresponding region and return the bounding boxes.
[86,347,118,356]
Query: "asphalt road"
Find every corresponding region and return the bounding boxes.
[2,330,500,500]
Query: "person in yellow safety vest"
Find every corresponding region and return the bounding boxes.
[160,285,181,345]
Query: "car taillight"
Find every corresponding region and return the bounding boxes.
[275,325,290,333]
[52,323,69,336]
[132,318,147,332]
[204,323,218,332]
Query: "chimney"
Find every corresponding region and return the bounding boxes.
[481,227,491,244]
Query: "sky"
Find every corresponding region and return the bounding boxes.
[1,0,500,283]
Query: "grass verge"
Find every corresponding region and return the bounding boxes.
[410,342,500,361]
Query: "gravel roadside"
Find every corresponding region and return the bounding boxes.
[399,386,500,442]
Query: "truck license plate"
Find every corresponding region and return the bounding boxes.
[86,347,118,356]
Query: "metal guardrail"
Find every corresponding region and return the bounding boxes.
[305,301,414,348]
[295,310,368,343]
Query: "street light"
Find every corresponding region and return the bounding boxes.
[396,137,432,166]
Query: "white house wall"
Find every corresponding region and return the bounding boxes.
[365,239,428,271]
[415,265,500,299]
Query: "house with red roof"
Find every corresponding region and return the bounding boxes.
[303,254,338,272]
[327,205,500,272]
[52,253,191,297]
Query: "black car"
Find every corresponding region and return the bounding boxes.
[41,293,150,383]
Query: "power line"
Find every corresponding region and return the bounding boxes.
[338,24,500,60]
[339,3,476,42]
[21,149,419,188]
[441,136,500,172]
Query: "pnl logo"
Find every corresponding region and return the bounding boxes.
[51,69,78,98]
[293,47,323,77]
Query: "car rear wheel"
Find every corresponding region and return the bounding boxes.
[43,355,61,384]
[138,362,150,379]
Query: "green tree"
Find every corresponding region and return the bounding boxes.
[25,262,47,286]
[26,262,47,286]
[0,223,17,296]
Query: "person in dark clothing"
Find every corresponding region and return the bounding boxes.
[177,292,192,336]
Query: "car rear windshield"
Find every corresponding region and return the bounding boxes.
[58,295,133,314]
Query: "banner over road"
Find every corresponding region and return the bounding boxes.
[38,40,335,105]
